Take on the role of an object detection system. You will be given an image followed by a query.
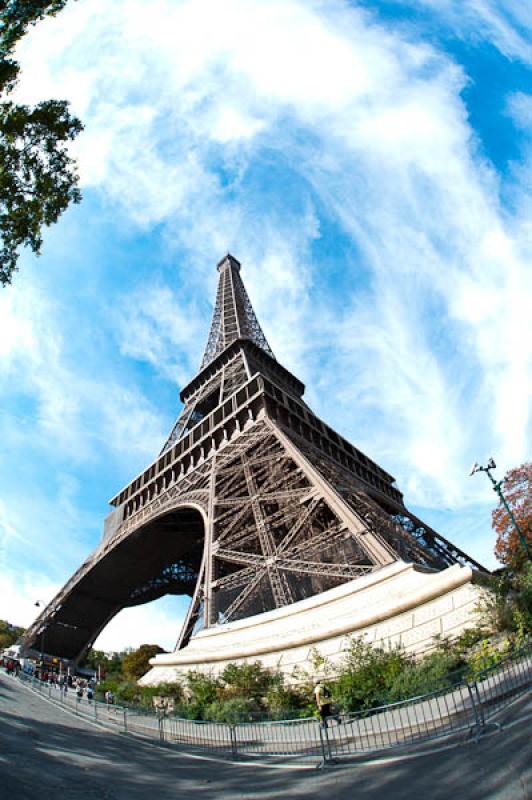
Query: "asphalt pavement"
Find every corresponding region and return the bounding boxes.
[0,672,530,799]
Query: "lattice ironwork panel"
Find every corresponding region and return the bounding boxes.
[284,428,486,571]
[200,256,274,369]
[203,422,380,626]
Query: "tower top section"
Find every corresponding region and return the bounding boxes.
[200,254,275,369]
[217,253,241,272]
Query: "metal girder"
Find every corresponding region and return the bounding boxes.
[222,568,268,621]
[276,559,374,579]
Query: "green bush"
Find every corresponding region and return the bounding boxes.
[478,565,532,638]
[95,677,140,705]
[172,701,208,720]
[466,638,510,679]
[220,661,282,699]
[95,676,120,701]
[154,682,184,701]
[388,650,464,701]
[263,684,310,719]
[185,671,222,713]
[332,638,410,712]
[203,696,262,724]
[451,626,489,652]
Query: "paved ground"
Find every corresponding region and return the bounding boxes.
[1,673,530,799]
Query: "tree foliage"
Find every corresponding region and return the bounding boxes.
[492,462,532,570]
[81,648,126,677]
[122,644,165,681]
[1,0,82,285]
[0,618,24,650]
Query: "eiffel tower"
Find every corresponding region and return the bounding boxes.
[21,255,486,665]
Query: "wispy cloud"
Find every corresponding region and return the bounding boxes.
[403,0,532,62]
[1,0,530,654]
[14,0,532,509]
[0,276,166,463]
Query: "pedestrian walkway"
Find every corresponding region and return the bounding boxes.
[0,671,530,800]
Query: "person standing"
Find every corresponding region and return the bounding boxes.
[314,679,332,726]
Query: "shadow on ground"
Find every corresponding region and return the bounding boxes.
[0,674,530,800]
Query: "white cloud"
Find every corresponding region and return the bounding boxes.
[406,0,532,63]
[2,0,530,649]
[506,91,532,128]
[116,284,206,383]
[12,0,530,505]
[0,571,63,630]
[0,276,166,463]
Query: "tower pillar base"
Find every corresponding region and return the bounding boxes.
[140,561,486,686]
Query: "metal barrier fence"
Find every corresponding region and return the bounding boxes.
[14,643,531,765]
[323,680,479,760]
[471,645,532,724]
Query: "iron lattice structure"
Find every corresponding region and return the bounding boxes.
[20,254,487,663]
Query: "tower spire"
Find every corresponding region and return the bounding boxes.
[200,254,275,369]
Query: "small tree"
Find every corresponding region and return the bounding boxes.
[122,644,165,681]
[1,0,82,285]
[0,619,24,650]
[493,462,532,570]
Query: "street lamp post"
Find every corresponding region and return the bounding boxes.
[34,601,46,676]
[470,458,532,562]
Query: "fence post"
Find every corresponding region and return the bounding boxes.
[229,725,238,760]
[123,707,128,733]
[94,700,98,722]
[466,680,485,742]
[318,721,333,768]
[157,710,165,742]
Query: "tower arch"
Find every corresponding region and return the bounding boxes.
[21,503,207,663]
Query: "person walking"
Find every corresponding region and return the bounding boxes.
[314,679,332,725]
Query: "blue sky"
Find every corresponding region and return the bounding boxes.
[1,0,531,651]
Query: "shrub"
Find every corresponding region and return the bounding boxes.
[185,671,221,711]
[388,650,464,702]
[479,564,532,639]
[479,572,515,632]
[154,681,184,701]
[332,638,411,712]
[264,684,310,719]
[95,676,120,701]
[220,661,282,700]
[122,644,165,681]
[114,680,141,704]
[204,696,262,724]
[452,626,489,652]
[466,638,510,679]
